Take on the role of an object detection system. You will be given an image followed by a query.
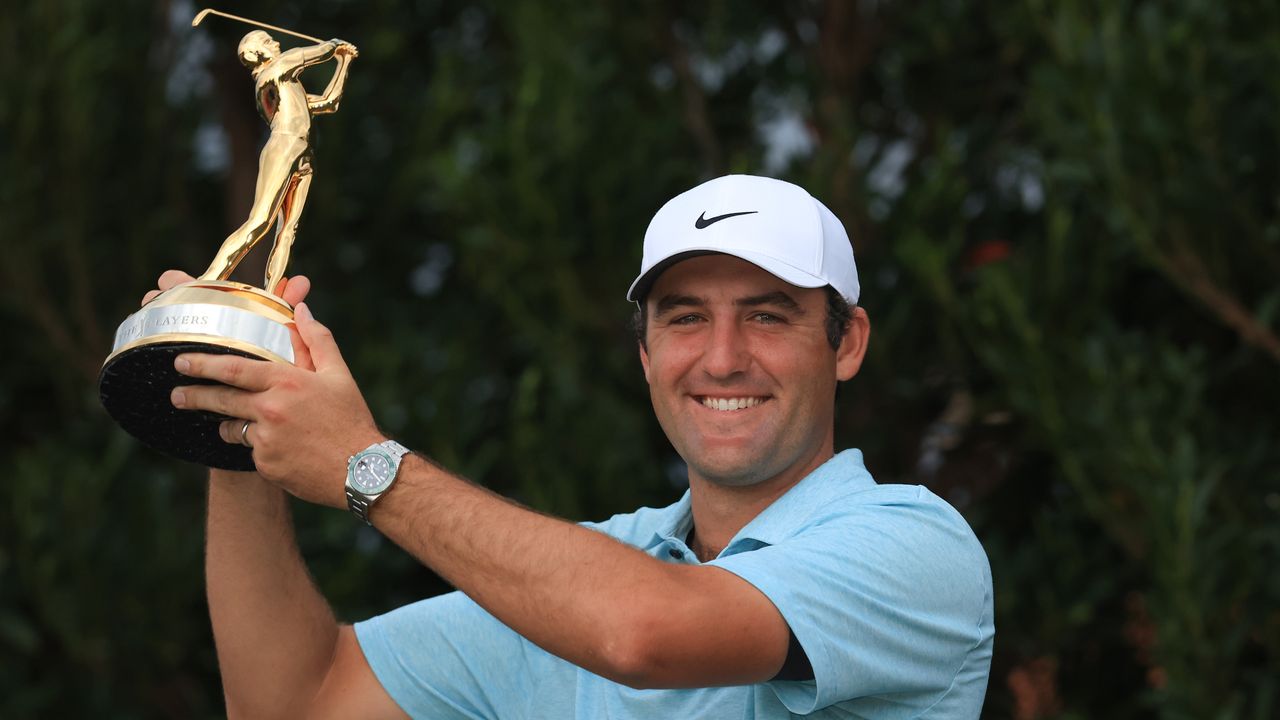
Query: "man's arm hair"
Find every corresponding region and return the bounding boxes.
[206,470,405,718]
[368,456,793,690]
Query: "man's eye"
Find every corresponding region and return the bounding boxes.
[752,312,784,324]
[671,314,702,325]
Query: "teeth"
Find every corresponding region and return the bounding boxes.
[701,397,764,411]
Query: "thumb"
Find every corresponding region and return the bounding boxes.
[294,302,348,372]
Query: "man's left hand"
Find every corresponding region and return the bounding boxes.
[171,302,383,507]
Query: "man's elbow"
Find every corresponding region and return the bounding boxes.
[599,638,659,689]
[597,610,673,690]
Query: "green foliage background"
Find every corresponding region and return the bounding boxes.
[2,1,1278,717]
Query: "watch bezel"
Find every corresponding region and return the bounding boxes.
[348,448,397,496]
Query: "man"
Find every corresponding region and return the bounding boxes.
[157,174,993,718]
[198,31,356,291]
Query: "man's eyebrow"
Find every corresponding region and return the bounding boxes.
[653,294,707,316]
[736,290,805,315]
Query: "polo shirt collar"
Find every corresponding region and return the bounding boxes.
[643,449,874,554]
[725,449,874,551]
[644,490,694,551]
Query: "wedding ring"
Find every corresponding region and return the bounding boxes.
[239,419,253,448]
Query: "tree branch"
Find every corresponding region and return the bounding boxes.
[1158,233,1280,364]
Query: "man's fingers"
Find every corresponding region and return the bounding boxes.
[171,383,254,420]
[158,269,195,292]
[283,282,317,369]
[283,275,312,307]
[294,303,348,372]
[218,418,256,447]
[142,269,198,306]
[288,323,316,371]
[175,353,276,392]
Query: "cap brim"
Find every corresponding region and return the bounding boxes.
[626,249,828,303]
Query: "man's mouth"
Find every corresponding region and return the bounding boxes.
[697,396,769,412]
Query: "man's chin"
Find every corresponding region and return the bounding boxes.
[685,452,773,488]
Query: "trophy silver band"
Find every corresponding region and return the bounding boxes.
[99,9,357,470]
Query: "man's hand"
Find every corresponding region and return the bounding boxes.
[172,302,382,507]
[149,271,376,506]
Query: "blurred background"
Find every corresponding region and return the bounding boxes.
[3,0,1279,717]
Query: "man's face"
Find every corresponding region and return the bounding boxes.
[639,255,866,489]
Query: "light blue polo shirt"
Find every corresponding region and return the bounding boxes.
[354,450,994,718]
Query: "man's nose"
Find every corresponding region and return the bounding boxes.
[700,320,750,378]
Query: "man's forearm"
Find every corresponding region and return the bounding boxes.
[369,456,783,688]
[206,469,340,717]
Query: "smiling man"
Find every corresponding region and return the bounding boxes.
[165,174,993,718]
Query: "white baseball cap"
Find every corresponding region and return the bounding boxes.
[627,174,860,305]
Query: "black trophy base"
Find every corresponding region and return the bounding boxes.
[99,342,261,471]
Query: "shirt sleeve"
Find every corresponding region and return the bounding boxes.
[353,591,540,719]
[708,486,992,714]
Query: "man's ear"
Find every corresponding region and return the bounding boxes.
[835,308,870,381]
[639,341,652,383]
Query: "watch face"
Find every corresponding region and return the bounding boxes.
[351,451,394,494]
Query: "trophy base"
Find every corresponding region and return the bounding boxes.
[100,342,262,471]
[99,281,296,471]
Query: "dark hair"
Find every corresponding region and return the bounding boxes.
[632,286,854,351]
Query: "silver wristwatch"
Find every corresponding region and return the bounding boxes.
[345,440,410,524]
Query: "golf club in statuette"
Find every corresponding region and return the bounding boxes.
[99,9,358,470]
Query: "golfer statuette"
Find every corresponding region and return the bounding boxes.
[99,9,357,470]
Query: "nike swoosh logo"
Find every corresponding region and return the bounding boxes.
[695,210,758,229]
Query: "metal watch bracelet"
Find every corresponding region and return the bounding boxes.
[346,440,410,525]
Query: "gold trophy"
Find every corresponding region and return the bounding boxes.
[99,9,357,470]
